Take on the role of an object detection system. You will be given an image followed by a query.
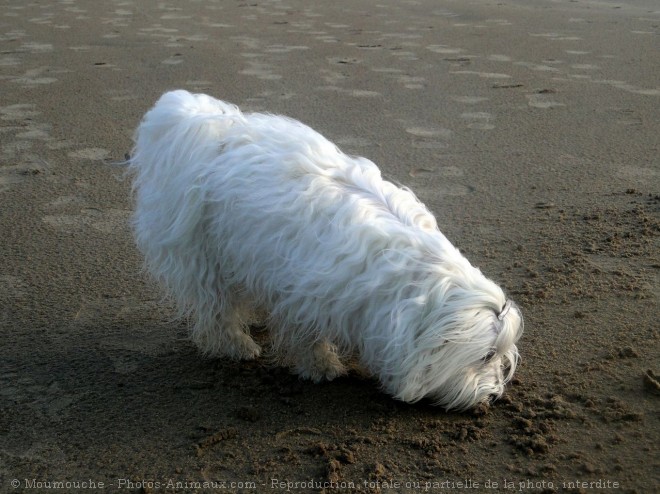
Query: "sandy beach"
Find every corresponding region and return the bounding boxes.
[1,0,658,492]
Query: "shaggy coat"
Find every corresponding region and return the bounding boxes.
[129,90,523,410]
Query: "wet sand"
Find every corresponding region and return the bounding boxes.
[1,0,658,492]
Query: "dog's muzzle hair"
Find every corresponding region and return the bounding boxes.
[129,90,523,411]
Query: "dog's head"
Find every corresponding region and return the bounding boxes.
[391,274,523,411]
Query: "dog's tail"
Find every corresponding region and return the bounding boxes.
[129,90,243,178]
[128,90,244,185]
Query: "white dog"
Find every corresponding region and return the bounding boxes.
[129,90,523,410]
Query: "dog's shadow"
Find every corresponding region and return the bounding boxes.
[25,315,465,435]
[81,322,453,428]
[8,318,477,482]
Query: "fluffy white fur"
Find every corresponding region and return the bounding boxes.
[129,90,523,411]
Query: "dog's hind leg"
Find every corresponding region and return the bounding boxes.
[190,290,261,360]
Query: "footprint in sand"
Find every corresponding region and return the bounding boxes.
[461,112,495,130]
[451,96,489,104]
[20,41,53,53]
[427,45,464,55]
[488,54,512,62]
[161,55,183,65]
[11,67,58,86]
[316,86,381,98]
[1,103,40,121]
[240,60,282,80]
[0,55,21,66]
[526,92,565,109]
[405,126,453,139]
[0,103,56,191]
[451,70,511,79]
[595,79,660,96]
[397,75,426,90]
[405,126,453,151]
[263,44,310,54]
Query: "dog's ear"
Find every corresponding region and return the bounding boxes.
[493,301,523,354]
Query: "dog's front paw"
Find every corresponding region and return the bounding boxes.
[227,333,262,360]
[192,330,261,360]
[295,341,347,383]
